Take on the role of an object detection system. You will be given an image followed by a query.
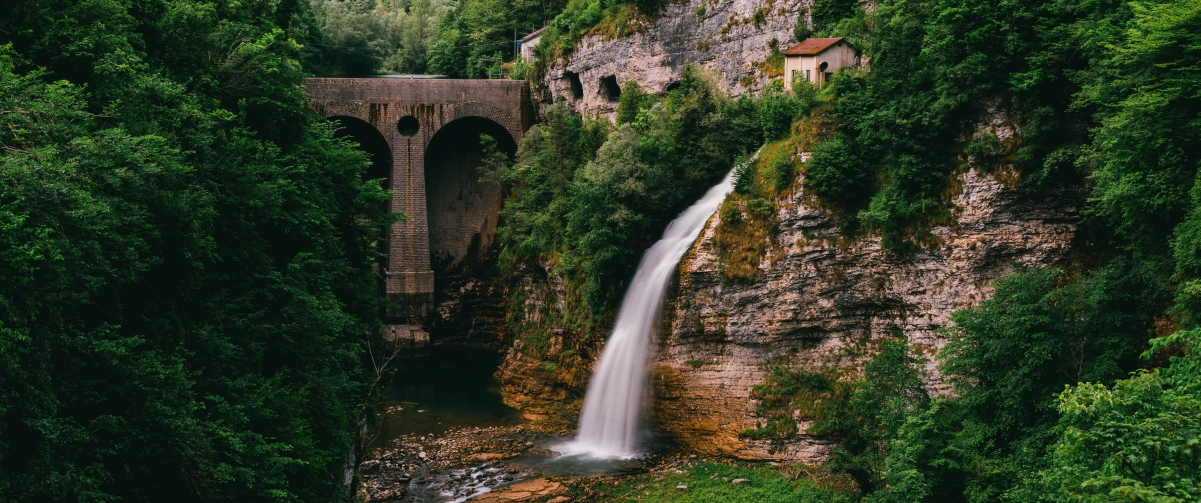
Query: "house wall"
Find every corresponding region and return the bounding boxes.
[784,42,858,90]
[520,34,541,62]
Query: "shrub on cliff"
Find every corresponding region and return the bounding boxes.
[495,65,761,346]
[805,132,868,206]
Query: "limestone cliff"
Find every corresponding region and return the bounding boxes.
[495,159,1081,461]
[650,167,1080,461]
[499,0,1082,461]
[544,0,807,115]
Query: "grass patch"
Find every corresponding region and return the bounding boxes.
[564,461,855,502]
[713,143,795,283]
[583,3,648,41]
[740,362,856,440]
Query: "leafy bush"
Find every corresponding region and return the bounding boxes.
[811,0,860,33]
[0,0,392,498]
[1039,331,1201,502]
[805,133,868,206]
[742,339,928,493]
[760,81,802,141]
[763,152,798,192]
[733,155,756,194]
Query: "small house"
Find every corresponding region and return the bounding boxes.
[519,27,546,63]
[782,38,857,90]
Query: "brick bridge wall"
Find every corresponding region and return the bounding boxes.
[303,78,534,328]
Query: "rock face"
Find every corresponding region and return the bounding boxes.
[495,272,591,425]
[650,167,1080,461]
[494,161,1081,461]
[544,0,807,116]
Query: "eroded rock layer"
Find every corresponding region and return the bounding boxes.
[545,0,806,115]
[651,168,1080,460]
[497,162,1081,461]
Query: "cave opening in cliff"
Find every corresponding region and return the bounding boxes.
[600,75,621,103]
[565,71,583,100]
[330,115,391,186]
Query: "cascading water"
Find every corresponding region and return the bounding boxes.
[556,154,757,459]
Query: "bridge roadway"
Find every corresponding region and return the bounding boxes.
[303,78,535,336]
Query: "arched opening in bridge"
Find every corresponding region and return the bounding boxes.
[330,115,392,185]
[424,116,517,275]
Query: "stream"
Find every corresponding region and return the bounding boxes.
[371,345,521,444]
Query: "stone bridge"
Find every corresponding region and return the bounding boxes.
[303,78,535,335]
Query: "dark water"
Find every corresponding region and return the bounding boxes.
[369,346,521,446]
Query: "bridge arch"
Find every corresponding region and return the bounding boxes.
[425,116,518,274]
[330,115,391,185]
[302,78,534,332]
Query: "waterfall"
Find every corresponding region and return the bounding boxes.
[557,155,754,459]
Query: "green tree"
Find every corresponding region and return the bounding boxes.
[1039,330,1201,502]
[0,0,392,498]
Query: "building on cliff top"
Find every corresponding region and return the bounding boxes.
[519,27,546,63]
[782,38,858,90]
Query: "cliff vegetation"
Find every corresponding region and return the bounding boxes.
[496,0,1201,501]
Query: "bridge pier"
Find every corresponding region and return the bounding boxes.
[303,78,534,339]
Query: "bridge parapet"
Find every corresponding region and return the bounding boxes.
[303,78,534,333]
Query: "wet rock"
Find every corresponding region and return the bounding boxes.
[465,452,505,462]
[472,478,566,503]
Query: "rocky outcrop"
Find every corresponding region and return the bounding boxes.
[544,0,807,115]
[495,271,592,425]
[651,167,1081,461]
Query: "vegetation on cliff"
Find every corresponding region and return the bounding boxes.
[0,0,393,500]
[495,0,1201,500]
[728,0,1201,500]
[490,67,765,355]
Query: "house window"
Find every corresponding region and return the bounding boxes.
[806,69,811,82]
[791,70,798,82]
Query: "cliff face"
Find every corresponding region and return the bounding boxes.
[500,0,1082,460]
[544,0,806,115]
[651,167,1080,461]
[495,162,1082,460]
[495,270,591,425]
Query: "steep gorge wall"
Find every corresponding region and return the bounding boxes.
[544,0,808,115]
[498,0,1084,460]
[651,167,1081,461]
[496,163,1083,459]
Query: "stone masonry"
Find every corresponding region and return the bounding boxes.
[303,78,535,334]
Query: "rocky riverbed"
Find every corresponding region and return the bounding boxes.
[358,421,572,502]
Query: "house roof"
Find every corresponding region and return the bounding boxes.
[782,38,847,56]
[520,26,547,43]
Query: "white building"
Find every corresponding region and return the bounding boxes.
[519,27,546,63]
[782,38,858,90]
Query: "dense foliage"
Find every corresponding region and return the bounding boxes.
[0,0,391,501]
[493,66,764,349]
[311,0,667,78]
[715,0,1201,501]
[310,0,567,77]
